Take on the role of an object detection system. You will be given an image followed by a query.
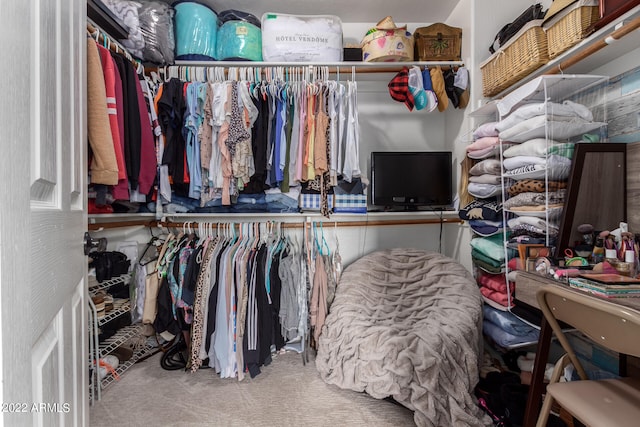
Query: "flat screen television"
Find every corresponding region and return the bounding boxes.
[371,151,453,210]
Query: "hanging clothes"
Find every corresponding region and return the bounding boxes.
[152,67,361,215]
[189,236,218,372]
[112,53,143,191]
[86,38,118,186]
[147,221,348,381]
[184,81,206,199]
[96,44,127,184]
[158,78,188,194]
[132,69,158,197]
[342,80,361,183]
[243,91,270,193]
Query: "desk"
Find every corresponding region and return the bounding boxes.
[516,271,640,427]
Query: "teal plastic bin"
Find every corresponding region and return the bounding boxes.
[174,2,218,60]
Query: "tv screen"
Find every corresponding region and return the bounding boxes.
[371,151,453,210]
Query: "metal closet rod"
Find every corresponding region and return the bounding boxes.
[87,217,463,231]
[158,218,463,229]
[161,61,465,77]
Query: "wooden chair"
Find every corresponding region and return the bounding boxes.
[535,284,640,427]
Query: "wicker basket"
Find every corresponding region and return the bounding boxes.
[414,23,462,61]
[544,3,600,59]
[480,20,548,98]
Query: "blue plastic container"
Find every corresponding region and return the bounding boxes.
[216,21,262,61]
[174,2,218,60]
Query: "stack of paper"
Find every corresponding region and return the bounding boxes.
[568,273,640,298]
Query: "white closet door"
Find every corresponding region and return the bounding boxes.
[0,0,87,425]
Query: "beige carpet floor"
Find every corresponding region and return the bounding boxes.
[90,351,416,426]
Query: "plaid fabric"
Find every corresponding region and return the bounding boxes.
[388,67,414,111]
[333,194,367,213]
[299,194,333,211]
[547,143,575,159]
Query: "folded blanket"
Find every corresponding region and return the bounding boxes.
[504,140,576,160]
[499,115,604,143]
[508,179,567,196]
[472,254,503,273]
[483,318,539,348]
[509,223,558,237]
[459,198,502,221]
[472,248,503,268]
[503,155,547,170]
[470,219,503,236]
[467,136,500,152]
[469,174,502,185]
[503,155,571,181]
[507,215,558,231]
[483,304,538,336]
[468,145,501,160]
[470,233,506,262]
[502,189,566,209]
[477,272,514,294]
[503,138,561,158]
[469,158,502,176]
[468,182,502,198]
[495,100,593,133]
[480,287,512,308]
[509,229,552,241]
[473,121,499,139]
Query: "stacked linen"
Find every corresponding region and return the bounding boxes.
[507,216,559,239]
[503,187,566,220]
[467,121,500,159]
[470,233,517,309]
[477,271,514,309]
[458,198,502,223]
[496,104,582,247]
[465,159,504,235]
[466,122,504,200]
[482,304,539,348]
[496,100,604,143]
[502,153,571,181]
[469,233,505,270]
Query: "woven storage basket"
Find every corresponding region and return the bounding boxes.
[544,3,600,59]
[480,20,548,97]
